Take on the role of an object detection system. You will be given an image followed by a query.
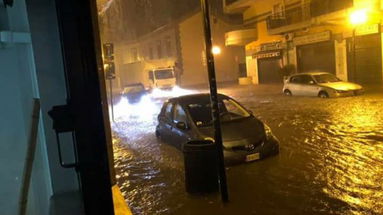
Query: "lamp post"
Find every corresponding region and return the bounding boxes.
[349,9,369,81]
[200,0,229,203]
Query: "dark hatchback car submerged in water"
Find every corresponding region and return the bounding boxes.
[155,94,279,164]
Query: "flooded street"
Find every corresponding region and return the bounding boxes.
[112,84,383,215]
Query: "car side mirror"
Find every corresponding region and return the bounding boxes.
[176,121,187,130]
[248,110,253,115]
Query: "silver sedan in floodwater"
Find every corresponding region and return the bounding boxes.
[283,72,363,98]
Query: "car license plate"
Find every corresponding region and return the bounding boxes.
[246,153,260,162]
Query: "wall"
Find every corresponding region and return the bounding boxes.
[243,0,301,21]
[0,1,52,215]
[179,12,208,86]
[246,21,284,50]
[246,56,259,84]
[335,40,348,81]
[114,26,179,89]
[179,12,244,86]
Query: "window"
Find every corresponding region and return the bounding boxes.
[149,45,154,60]
[313,74,340,83]
[291,75,314,84]
[300,75,314,84]
[165,103,173,120]
[173,104,187,123]
[222,99,249,118]
[165,36,172,57]
[131,48,138,62]
[157,40,162,59]
[148,71,154,81]
[154,69,174,80]
[187,98,250,127]
[290,76,303,84]
[272,3,285,19]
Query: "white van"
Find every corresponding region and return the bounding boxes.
[148,68,176,90]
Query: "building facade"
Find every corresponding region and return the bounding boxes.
[224,0,383,85]
[112,11,246,88]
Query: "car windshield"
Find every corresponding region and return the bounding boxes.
[154,69,174,79]
[124,84,145,93]
[187,98,250,127]
[313,74,340,83]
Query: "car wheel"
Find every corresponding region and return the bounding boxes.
[284,89,292,96]
[318,91,329,98]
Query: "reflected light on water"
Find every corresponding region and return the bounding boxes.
[151,86,196,99]
[317,102,383,214]
[113,95,157,122]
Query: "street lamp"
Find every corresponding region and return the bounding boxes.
[349,9,368,26]
[212,46,221,55]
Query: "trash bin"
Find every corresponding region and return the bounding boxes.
[183,140,219,194]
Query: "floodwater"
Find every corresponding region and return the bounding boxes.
[112,85,383,215]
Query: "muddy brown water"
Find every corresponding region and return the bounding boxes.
[112,86,383,215]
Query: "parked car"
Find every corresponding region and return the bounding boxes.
[155,93,279,164]
[283,72,363,98]
[121,83,148,103]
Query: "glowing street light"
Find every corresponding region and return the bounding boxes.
[212,46,221,55]
[349,9,368,26]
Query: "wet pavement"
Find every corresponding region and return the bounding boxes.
[111,84,383,215]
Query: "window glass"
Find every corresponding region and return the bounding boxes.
[313,74,340,83]
[165,36,172,57]
[123,84,145,94]
[155,69,174,79]
[173,104,187,123]
[300,75,314,84]
[148,45,153,60]
[187,98,250,127]
[131,48,138,62]
[290,76,302,83]
[165,103,173,120]
[222,99,249,117]
[157,40,162,59]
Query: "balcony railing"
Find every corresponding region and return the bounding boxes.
[266,0,353,31]
[267,5,310,30]
[225,0,238,6]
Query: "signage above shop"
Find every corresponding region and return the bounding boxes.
[259,41,284,52]
[355,24,379,36]
[293,31,331,46]
[253,51,281,59]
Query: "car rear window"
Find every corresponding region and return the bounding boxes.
[187,98,250,127]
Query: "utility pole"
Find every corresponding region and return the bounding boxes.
[103,43,115,122]
[200,0,229,203]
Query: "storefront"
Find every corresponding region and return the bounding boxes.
[253,42,284,84]
[347,24,382,85]
[294,31,336,74]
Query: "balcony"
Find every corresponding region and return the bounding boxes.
[225,28,257,46]
[266,0,353,35]
[223,0,253,14]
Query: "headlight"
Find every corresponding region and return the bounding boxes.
[264,124,273,140]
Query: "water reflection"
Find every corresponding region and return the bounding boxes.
[112,86,383,215]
